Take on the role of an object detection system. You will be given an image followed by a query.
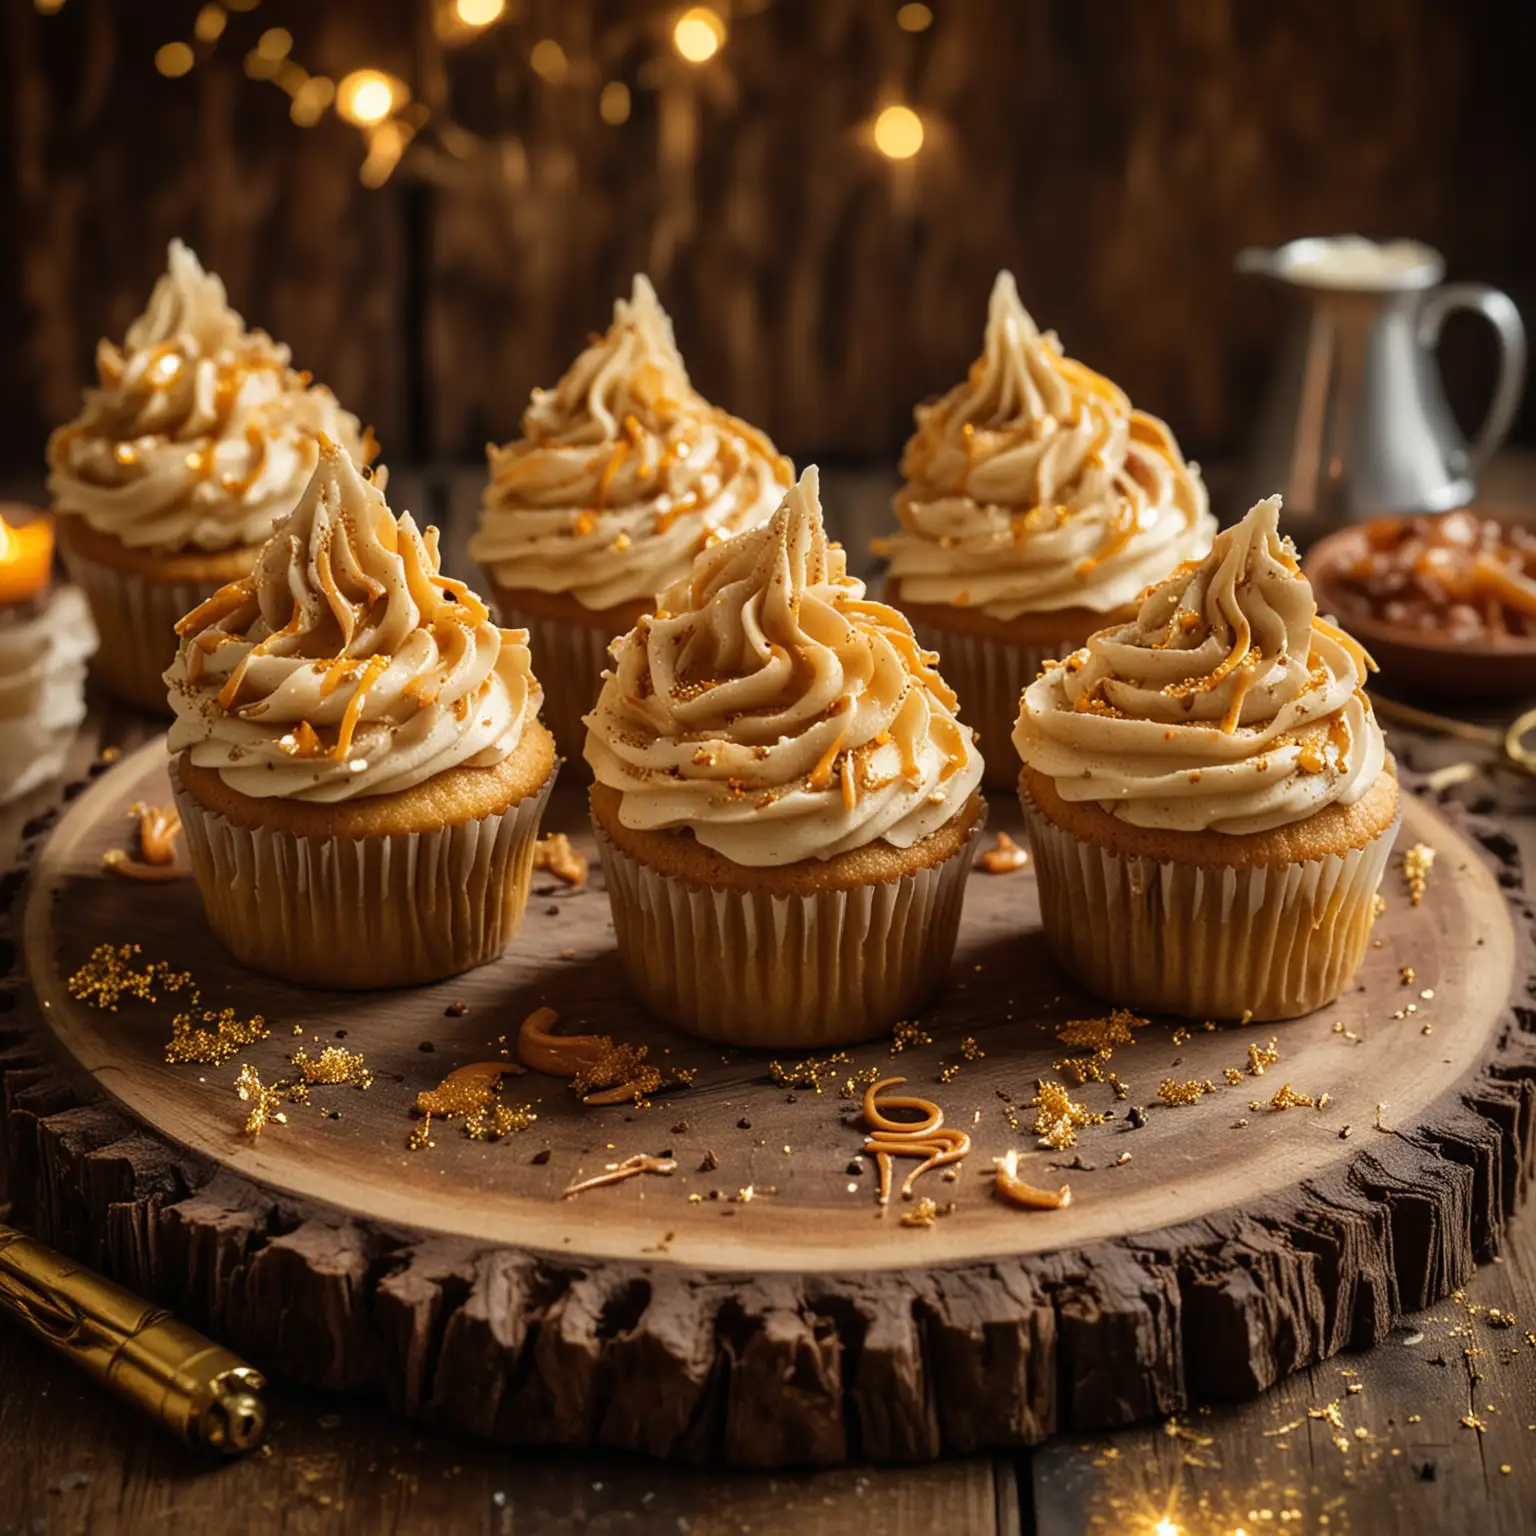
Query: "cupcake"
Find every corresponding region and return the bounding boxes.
[48,240,370,713]
[585,465,986,1048]
[878,271,1214,787]
[469,275,792,761]
[165,438,555,990]
[1014,496,1399,1022]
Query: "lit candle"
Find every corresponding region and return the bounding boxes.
[0,508,54,606]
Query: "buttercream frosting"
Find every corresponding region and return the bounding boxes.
[469,275,792,612]
[584,465,984,866]
[166,438,542,802]
[48,240,367,554]
[880,271,1215,620]
[1014,496,1387,835]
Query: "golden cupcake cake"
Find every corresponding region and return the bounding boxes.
[584,465,986,1048]
[470,275,792,761]
[165,438,555,990]
[48,240,369,712]
[879,271,1214,786]
[1014,496,1399,1022]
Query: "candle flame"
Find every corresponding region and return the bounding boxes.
[0,515,11,562]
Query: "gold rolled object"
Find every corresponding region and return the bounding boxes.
[0,1222,266,1455]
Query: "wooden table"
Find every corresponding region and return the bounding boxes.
[3,467,1534,1534]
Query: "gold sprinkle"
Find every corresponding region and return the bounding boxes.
[888,1020,932,1054]
[899,1197,940,1228]
[1031,1080,1109,1148]
[67,943,196,1011]
[769,1050,853,1093]
[1402,842,1436,906]
[959,1037,984,1061]
[166,1006,268,1066]
[1223,1068,1244,1085]
[1247,1038,1280,1076]
[1056,1007,1148,1052]
[1171,1026,1191,1047]
[1158,1078,1217,1106]
[1400,964,1416,985]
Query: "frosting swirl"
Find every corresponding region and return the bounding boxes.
[1014,496,1387,835]
[880,271,1215,620]
[48,240,368,554]
[166,439,542,802]
[469,275,792,611]
[584,466,983,866]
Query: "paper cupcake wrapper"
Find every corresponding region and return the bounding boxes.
[60,542,224,715]
[1021,794,1403,1022]
[592,807,987,1049]
[0,586,96,805]
[903,619,1069,790]
[172,762,555,990]
[489,594,616,769]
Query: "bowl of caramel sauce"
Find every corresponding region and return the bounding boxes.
[1303,507,1536,701]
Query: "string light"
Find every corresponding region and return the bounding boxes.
[255,27,291,60]
[193,4,227,41]
[289,75,335,126]
[530,38,569,83]
[873,104,924,159]
[455,0,505,24]
[34,0,66,12]
[896,2,933,29]
[599,81,632,125]
[672,6,726,63]
[1154,1523,1181,1536]
[335,69,402,127]
[154,42,195,78]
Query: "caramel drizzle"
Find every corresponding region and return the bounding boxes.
[993,1149,1071,1210]
[103,802,189,882]
[332,655,390,761]
[862,1077,971,1205]
[414,1061,526,1117]
[1219,651,1262,734]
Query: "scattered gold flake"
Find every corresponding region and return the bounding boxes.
[465,1101,536,1140]
[1056,1008,1148,1052]
[732,1185,755,1204]
[1239,1008,1254,1026]
[1054,1048,1113,1085]
[769,1050,852,1094]
[1223,1068,1244,1086]
[1247,1038,1280,1076]
[960,1037,984,1061]
[889,1020,932,1054]
[1158,1078,1217,1106]
[1373,892,1387,919]
[1170,1026,1191,1047]
[292,1045,372,1089]
[1251,1083,1316,1111]
[1332,1019,1360,1042]
[1309,1401,1345,1430]
[1031,1080,1109,1148]
[561,1154,677,1198]
[1400,964,1416,986]
[993,1148,1070,1209]
[406,1116,434,1152]
[1402,842,1436,906]
[67,943,195,1011]
[235,1064,287,1138]
[1486,1308,1517,1329]
[1107,1073,1128,1101]
[166,1006,268,1066]
[532,832,588,887]
[899,1197,940,1228]
[1461,1414,1487,1433]
[937,1063,961,1084]
[978,831,1030,874]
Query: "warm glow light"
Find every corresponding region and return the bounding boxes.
[530,38,569,82]
[673,6,726,63]
[873,104,924,159]
[256,27,292,60]
[0,511,55,606]
[34,0,66,13]
[155,42,195,78]
[290,75,335,127]
[599,80,631,125]
[336,69,401,127]
[193,4,226,42]
[896,2,933,30]
[455,0,506,25]
[1154,1522,1181,1536]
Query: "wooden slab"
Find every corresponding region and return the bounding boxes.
[7,737,1536,1465]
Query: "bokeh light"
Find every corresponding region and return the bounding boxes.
[873,104,924,159]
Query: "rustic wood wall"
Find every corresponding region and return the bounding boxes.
[4,0,1533,475]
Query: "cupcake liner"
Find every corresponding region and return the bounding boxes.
[0,587,96,804]
[904,618,1069,790]
[59,541,225,715]
[592,806,987,1048]
[1021,793,1403,1022]
[172,762,556,990]
[489,595,617,768]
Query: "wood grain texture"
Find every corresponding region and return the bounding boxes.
[4,734,1534,1465]
[5,1,1535,476]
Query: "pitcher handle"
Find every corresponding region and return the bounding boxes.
[1418,282,1527,481]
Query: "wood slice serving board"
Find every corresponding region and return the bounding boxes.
[5,737,1535,1466]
